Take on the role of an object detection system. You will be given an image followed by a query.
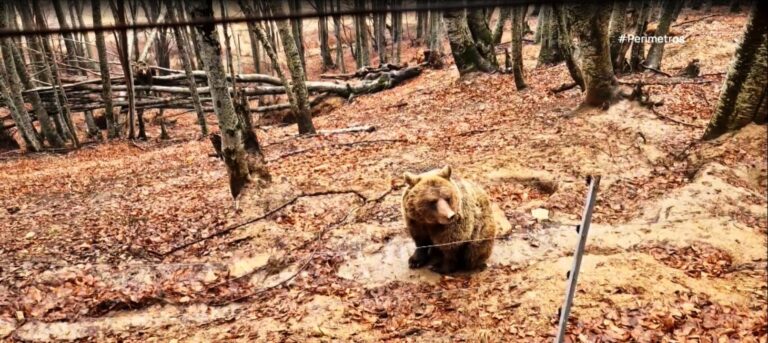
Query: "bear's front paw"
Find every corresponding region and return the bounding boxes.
[408,249,430,269]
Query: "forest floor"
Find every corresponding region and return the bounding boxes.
[1,7,766,343]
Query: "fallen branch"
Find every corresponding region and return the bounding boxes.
[317,125,376,135]
[672,14,719,28]
[268,138,409,162]
[160,190,368,256]
[641,64,672,77]
[550,82,578,93]
[217,185,398,304]
[617,78,714,86]
[650,107,704,128]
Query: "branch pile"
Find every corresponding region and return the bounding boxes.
[20,66,422,114]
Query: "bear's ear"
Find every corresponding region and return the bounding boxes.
[404,172,420,187]
[438,165,452,179]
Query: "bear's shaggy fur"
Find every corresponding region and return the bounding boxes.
[401,165,497,273]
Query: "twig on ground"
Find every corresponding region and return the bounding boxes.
[161,190,369,256]
[617,78,714,86]
[641,64,672,77]
[550,82,578,93]
[268,138,409,162]
[216,185,398,304]
[650,107,704,128]
[672,14,719,28]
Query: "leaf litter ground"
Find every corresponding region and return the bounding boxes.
[0,7,766,342]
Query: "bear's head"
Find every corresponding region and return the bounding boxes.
[403,165,460,225]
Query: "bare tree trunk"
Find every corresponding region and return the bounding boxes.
[467,8,498,67]
[444,9,496,76]
[630,0,651,72]
[536,5,563,66]
[166,0,208,136]
[492,7,510,45]
[644,0,683,70]
[534,5,546,43]
[7,41,66,147]
[608,1,628,72]
[0,4,43,151]
[373,0,387,64]
[333,0,345,72]
[92,0,119,138]
[192,0,253,200]
[32,0,79,147]
[288,0,306,69]
[552,4,584,91]
[572,3,618,107]
[112,0,137,139]
[510,5,527,90]
[392,0,403,64]
[703,2,768,139]
[354,0,370,68]
[416,10,428,43]
[271,1,317,135]
[317,0,335,71]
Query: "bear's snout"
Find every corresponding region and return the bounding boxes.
[435,199,457,224]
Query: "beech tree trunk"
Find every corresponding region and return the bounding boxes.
[492,7,510,45]
[6,40,65,147]
[630,0,652,72]
[392,0,403,64]
[703,3,768,139]
[572,3,618,107]
[467,9,498,68]
[444,9,496,76]
[0,4,43,151]
[644,0,683,70]
[92,0,119,138]
[333,0,345,72]
[317,0,335,71]
[354,0,370,68]
[510,5,527,90]
[167,0,207,136]
[192,0,253,199]
[537,5,563,66]
[608,1,628,72]
[271,1,317,135]
[552,4,585,91]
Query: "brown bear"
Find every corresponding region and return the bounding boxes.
[401,165,497,274]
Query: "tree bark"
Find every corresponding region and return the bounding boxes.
[289,0,306,69]
[167,0,208,136]
[192,0,253,199]
[467,8,498,67]
[444,9,497,76]
[703,3,768,139]
[537,5,563,66]
[392,0,403,64]
[644,0,683,70]
[112,0,137,139]
[510,5,527,90]
[7,41,66,148]
[354,0,371,68]
[552,4,585,91]
[333,0,345,72]
[608,1,628,72]
[571,3,618,107]
[630,0,652,72]
[317,0,335,71]
[0,4,43,151]
[32,0,78,146]
[492,7,510,45]
[92,0,119,138]
[271,1,317,135]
